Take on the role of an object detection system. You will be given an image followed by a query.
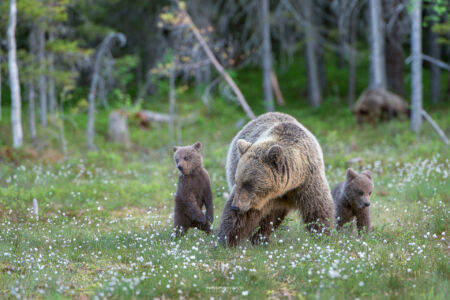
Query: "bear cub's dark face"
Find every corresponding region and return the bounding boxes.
[173,142,203,175]
[344,168,373,209]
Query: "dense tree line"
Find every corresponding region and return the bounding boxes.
[0,0,448,148]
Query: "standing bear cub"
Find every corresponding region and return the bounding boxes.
[332,168,373,234]
[218,112,335,246]
[173,142,213,235]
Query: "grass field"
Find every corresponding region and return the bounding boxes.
[0,74,449,299]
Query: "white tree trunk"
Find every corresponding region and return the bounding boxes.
[411,0,422,133]
[369,0,387,89]
[37,26,47,127]
[7,0,23,148]
[48,31,56,115]
[304,0,321,107]
[87,33,126,150]
[261,0,274,112]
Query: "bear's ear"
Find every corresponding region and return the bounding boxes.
[237,139,252,156]
[192,142,202,152]
[173,146,179,153]
[266,145,284,167]
[361,170,372,179]
[346,168,358,181]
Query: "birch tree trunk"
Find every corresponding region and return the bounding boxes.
[261,0,274,112]
[48,31,56,115]
[37,26,47,127]
[7,0,23,148]
[369,0,387,89]
[87,33,126,150]
[304,0,321,107]
[411,0,422,133]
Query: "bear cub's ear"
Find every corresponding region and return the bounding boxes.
[192,142,202,152]
[237,139,252,156]
[173,146,179,153]
[361,170,372,179]
[266,145,284,165]
[346,168,358,181]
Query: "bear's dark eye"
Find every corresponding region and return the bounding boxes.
[242,182,253,192]
[184,156,188,161]
[369,191,372,196]
[359,191,364,196]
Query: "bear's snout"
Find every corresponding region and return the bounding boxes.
[363,202,370,207]
[177,165,184,172]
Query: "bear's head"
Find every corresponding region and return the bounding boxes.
[344,168,373,209]
[230,139,286,212]
[173,142,203,175]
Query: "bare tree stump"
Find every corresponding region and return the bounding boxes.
[108,110,131,148]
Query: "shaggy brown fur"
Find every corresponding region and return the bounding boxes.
[173,142,213,234]
[332,168,374,235]
[352,88,409,125]
[218,112,334,246]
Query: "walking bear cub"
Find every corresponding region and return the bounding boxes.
[332,168,373,234]
[173,142,213,234]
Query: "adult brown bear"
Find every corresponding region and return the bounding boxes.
[218,112,334,246]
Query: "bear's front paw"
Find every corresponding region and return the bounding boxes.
[207,214,213,223]
[196,214,207,224]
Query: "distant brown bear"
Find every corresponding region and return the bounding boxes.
[217,112,334,246]
[353,88,409,125]
[173,142,213,234]
[332,168,373,235]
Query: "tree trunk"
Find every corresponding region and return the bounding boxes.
[384,0,405,96]
[7,0,23,148]
[48,31,57,115]
[87,33,126,150]
[261,0,274,112]
[304,0,321,107]
[410,0,422,133]
[0,31,2,122]
[37,26,47,127]
[369,0,387,89]
[169,56,176,142]
[348,5,357,107]
[429,21,441,103]
[28,81,37,140]
[108,110,130,148]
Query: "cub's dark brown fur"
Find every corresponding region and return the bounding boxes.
[173,142,213,234]
[218,112,334,246]
[332,168,373,235]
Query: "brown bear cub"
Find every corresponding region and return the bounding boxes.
[332,168,374,235]
[173,142,213,235]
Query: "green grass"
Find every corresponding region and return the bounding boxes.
[0,64,449,298]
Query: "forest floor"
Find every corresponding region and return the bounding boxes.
[0,93,449,299]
